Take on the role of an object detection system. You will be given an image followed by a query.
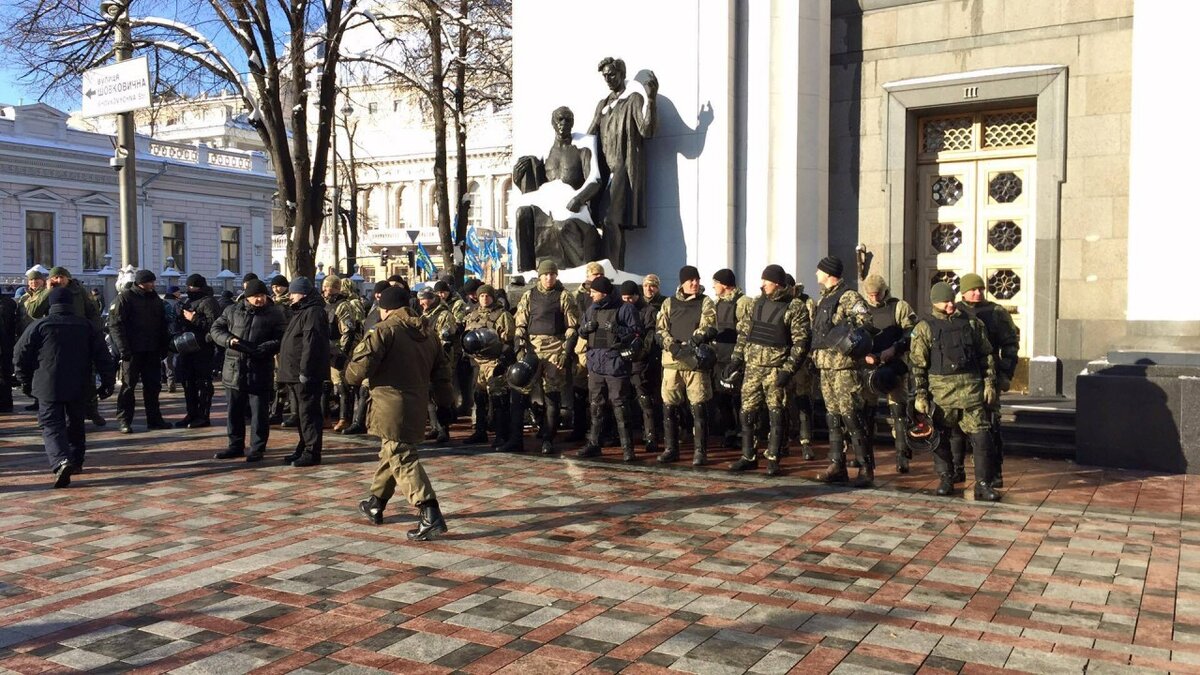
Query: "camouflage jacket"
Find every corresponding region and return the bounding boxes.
[811,281,871,371]
[424,299,459,355]
[655,286,716,370]
[327,295,364,356]
[909,307,995,410]
[864,293,918,359]
[513,280,580,344]
[17,287,47,331]
[713,287,754,363]
[464,305,516,363]
[733,286,811,371]
[961,299,1020,387]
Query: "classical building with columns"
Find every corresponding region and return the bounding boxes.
[512,0,1183,397]
[0,102,275,303]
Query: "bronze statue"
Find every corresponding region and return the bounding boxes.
[589,57,658,269]
[512,106,603,271]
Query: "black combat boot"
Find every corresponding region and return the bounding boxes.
[490,394,509,449]
[796,395,814,454]
[991,424,1005,487]
[614,405,636,462]
[891,402,910,473]
[932,433,956,496]
[464,392,489,444]
[342,387,369,435]
[359,495,387,525]
[499,391,528,452]
[542,392,562,455]
[691,403,709,466]
[188,380,212,428]
[970,430,1001,501]
[176,382,196,428]
[729,411,759,472]
[566,388,588,442]
[638,394,658,455]
[88,397,106,427]
[765,409,785,476]
[949,430,966,483]
[845,412,873,487]
[269,388,285,425]
[407,500,448,541]
[657,405,680,463]
[817,414,849,483]
[577,402,605,459]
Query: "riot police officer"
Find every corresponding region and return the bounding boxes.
[710,269,753,450]
[577,276,641,460]
[461,284,516,447]
[418,287,457,442]
[958,272,1019,486]
[860,274,918,473]
[655,265,717,465]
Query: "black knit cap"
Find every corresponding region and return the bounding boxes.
[761,264,787,286]
[373,280,390,295]
[270,275,288,287]
[243,279,269,297]
[591,276,614,295]
[712,268,736,287]
[619,280,640,297]
[48,287,73,305]
[378,286,410,310]
[186,273,206,288]
[433,280,451,293]
[678,265,701,284]
[817,256,844,278]
[135,270,157,284]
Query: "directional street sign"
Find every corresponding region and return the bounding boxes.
[81,57,151,117]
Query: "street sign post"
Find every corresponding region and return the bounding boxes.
[81,56,151,117]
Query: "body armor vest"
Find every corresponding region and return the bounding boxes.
[812,286,850,349]
[466,307,503,332]
[528,287,566,336]
[926,313,980,377]
[713,297,739,360]
[747,296,791,348]
[668,297,703,342]
[589,306,619,349]
[869,298,903,353]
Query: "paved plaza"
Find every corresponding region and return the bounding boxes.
[2,393,1199,674]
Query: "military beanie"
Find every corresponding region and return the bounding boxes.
[591,276,614,295]
[243,279,269,297]
[679,265,701,284]
[761,264,787,286]
[477,284,495,298]
[270,275,289,287]
[960,273,985,293]
[537,259,558,275]
[713,268,736,287]
[817,256,844,278]
[619,280,640,297]
[930,282,956,304]
[48,266,71,279]
[25,269,45,280]
[379,286,410,309]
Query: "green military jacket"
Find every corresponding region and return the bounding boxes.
[961,299,1020,389]
[811,281,870,371]
[464,305,515,364]
[655,286,717,370]
[733,286,811,371]
[909,307,996,410]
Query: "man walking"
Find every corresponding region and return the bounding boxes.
[108,270,171,433]
[210,279,286,462]
[278,277,329,467]
[348,286,455,540]
[14,287,115,486]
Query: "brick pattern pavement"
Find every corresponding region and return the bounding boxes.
[1,393,1199,674]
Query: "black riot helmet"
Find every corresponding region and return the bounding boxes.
[171,331,201,355]
[717,360,744,392]
[693,343,717,371]
[832,326,873,360]
[505,350,542,389]
[905,399,942,453]
[462,327,502,358]
[867,360,909,397]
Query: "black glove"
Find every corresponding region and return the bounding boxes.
[688,332,704,348]
[618,337,643,360]
[668,341,682,357]
[773,369,793,387]
[580,320,598,336]
[601,321,615,332]
[21,382,32,398]
[722,360,743,381]
[97,384,114,400]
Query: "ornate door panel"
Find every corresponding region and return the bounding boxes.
[915,109,1037,389]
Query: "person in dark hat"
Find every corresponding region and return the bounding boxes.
[348,285,454,539]
[460,283,516,447]
[417,283,458,443]
[277,277,330,467]
[341,279,394,436]
[576,276,641,461]
[210,278,286,462]
[29,267,107,425]
[619,279,659,455]
[176,273,223,429]
[270,275,291,310]
[108,270,171,433]
[266,274,294,425]
[14,287,115,486]
[655,265,717,466]
[710,268,753,451]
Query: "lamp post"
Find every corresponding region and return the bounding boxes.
[100,0,139,284]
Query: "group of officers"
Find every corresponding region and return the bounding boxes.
[1,250,1018,537]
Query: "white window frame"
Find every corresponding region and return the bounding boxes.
[220,224,243,273]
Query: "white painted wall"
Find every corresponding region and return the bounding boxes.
[1127,1,1200,321]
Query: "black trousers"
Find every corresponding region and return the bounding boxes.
[117,352,163,425]
[288,381,323,459]
[226,387,271,456]
[39,399,86,469]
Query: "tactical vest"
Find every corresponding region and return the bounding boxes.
[961,301,1004,346]
[528,287,566,336]
[812,286,850,349]
[713,297,738,360]
[466,307,503,332]
[589,306,619,349]
[668,297,704,342]
[926,313,980,377]
[869,297,903,353]
[747,296,791,348]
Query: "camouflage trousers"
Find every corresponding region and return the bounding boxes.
[513,338,568,396]
[740,364,787,413]
[934,405,990,435]
[661,367,711,406]
[471,357,509,397]
[819,367,862,417]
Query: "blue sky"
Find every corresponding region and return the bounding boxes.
[0,67,75,109]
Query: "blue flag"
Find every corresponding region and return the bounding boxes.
[416,243,437,277]
[465,248,483,276]
[466,226,482,254]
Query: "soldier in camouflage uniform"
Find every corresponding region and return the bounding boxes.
[504,259,580,454]
[655,265,717,465]
[727,265,811,476]
[620,280,659,454]
[435,280,469,416]
[788,280,819,459]
[324,273,364,432]
[957,272,1019,487]
[859,274,918,472]
[462,284,516,448]
[811,256,876,487]
[17,269,48,333]
[418,287,458,442]
[710,269,754,450]
[910,282,999,501]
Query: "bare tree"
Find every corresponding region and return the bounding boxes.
[0,0,380,278]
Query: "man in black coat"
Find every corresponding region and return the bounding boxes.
[176,274,223,428]
[277,277,330,467]
[108,270,170,433]
[0,290,17,413]
[14,287,116,486]
[210,279,286,462]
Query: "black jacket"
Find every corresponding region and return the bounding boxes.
[0,295,17,381]
[582,293,640,377]
[14,305,115,402]
[277,292,330,384]
[211,299,287,392]
[179,286,223,352]
[108,286,169,357]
